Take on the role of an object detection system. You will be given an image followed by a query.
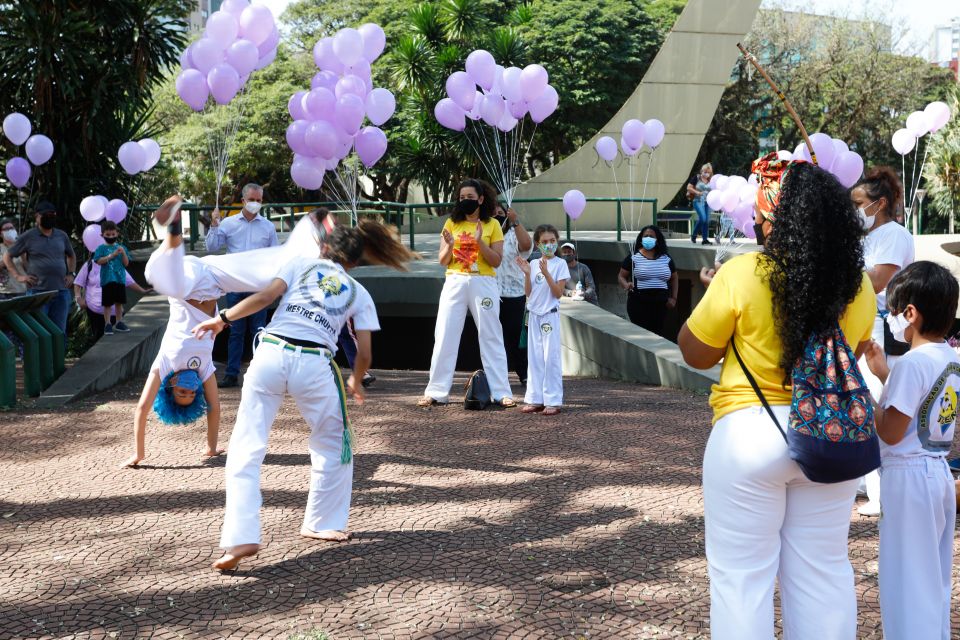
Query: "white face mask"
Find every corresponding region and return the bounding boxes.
[857,199,878,231]
[244,201,262,214]
[2,229,16,242]
[886,312,910,343]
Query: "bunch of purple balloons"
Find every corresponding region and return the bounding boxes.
[705,173,760,239]
[284,24,394,190]
[593,118,666,163]
[80,196,130,252]
[4,113,54,190]
[784,132,864,189]
[175,0,278,111]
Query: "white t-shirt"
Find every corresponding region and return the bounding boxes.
[266,257,379,350]
[151,298,218,382]
[525,256,570,315]
[496,226,531,298]
[879,341,960,459]
[863,221,914,311]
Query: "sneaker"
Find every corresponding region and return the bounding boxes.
[701,239,714,245]
[857,500,881,517]
[361,372,376,388]
[114,321,130,332]
[220,374,239,388]
[103,324,114,336]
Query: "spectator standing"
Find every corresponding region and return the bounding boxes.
[688,163,714,245]
[559,242,598,305]
[618,226,678,337]
[74,258,149,340]
[205,183,279,387]
[494,202,532,386]
[92,221,131,335]
[2,201,76,334]
[0,217,27,299]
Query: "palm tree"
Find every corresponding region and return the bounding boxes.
[924,86,960,234]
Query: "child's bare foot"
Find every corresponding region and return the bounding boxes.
[299,527,351,542]
[155,195,183,226]
[202,448,226,459]
[120,454,144,468]
[211,543,259,571]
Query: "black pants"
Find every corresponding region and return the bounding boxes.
[499,295,527,383]
[626,288,668,337]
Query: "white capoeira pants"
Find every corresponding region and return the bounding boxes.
[703,405,859,640]
[524,309,562,406]
[220,338,352,548]
[879,456,955,640]
[425,274,511,402]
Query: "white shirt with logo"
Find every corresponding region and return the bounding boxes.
[879,341,960,459]
[863,221,914,311]
[525,255,570,315]
[152,298,218,382]
[266,257,379,350]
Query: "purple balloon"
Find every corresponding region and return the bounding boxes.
[366,88,396,126]
[466,50,497,91]
[207,63,241,105]
[355,126,388,168]
[25,134,54,166]
[191,37,225,75]
[620,136,638,157]
[434,98,466,131]
[303,88,336,121]
[333,28,364,67]
[595,136,617,162]
[832,150,864,188]
[563,189,586,219]
[205,10,239,48]
[117,141,145,175]
[176,69,209,111]
[507,99,528,120]
[740,218,757,239]
[304,120,339,159]
[291,156,324,190]
[311,70,339,92]
[180,44,195,71]
[501,67,523,103]
[622,119,646,150]
[480,94,506,127]
[82,224,103,253]
[519,64,549,103]
[256,47,277,71]
[313,37,343,73]
[793,142,812,163]
[446,72,477,111]
[285,120,311,155]
[706,189,724,212]
[105,199,128,224]
[528,85,558,124]
[239,4,274,46]
[807,132,834,170]
[6,157,30,189]
[335,75,368,100]
[358,23,386,62]
[288,91,309,121]
[644,119,665,149]
[257,25,280,57]
[497,112,518,132]
[220,0,249,18]
[226,39,259,76]
[334,94,365,135]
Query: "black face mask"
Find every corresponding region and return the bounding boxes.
[104,237,117,244]
[753,222,766,246]
[563,254,575,263]
[39,214,56,230]
[455,199,479,216]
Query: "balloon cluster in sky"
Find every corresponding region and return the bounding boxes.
[593,118,666,162]
[3,113,54,189]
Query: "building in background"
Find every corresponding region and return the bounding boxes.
[929,17,960,80]
[188,0,222,33]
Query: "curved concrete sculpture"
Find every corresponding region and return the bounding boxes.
[514,0,763,230]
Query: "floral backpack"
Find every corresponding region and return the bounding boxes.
[733,323,880,483]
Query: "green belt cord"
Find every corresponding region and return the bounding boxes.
[328,358,354,464]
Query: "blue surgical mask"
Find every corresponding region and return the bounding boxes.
[641,237,657,251]
[539,242,557,256]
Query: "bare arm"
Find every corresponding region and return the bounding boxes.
[678,323,727,369]
[5,250,35,286]
[123,370,162,467]
[618,267,633,291]
[867,263,899,294]
[539,259,564,299]
[686,183,700,199]
[193,277,288,339]
[120,246,129,267]
[439,228,454,267]
[478,239,503,268]
[508,208,532,252]
[347,329,372,404]
[202,375,222,456]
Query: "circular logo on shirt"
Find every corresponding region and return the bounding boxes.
[541,322,553,334]
[296,262,357,317]
[480,297,493,310]
[187,356,201,370]
[535,273,546,284]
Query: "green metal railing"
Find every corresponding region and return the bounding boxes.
[133,197,658,252]
[0,292,64,408]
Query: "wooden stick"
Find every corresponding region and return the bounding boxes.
[737,43,818,166]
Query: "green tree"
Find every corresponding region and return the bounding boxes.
[0,0,191,238]
[923,85,960,233]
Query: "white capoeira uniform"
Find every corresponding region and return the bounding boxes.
[220,257,379,547]
[523,256,569,407]
[876,341,958,640]
[151,298,218,383]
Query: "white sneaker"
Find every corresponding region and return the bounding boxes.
[857,500,881,517]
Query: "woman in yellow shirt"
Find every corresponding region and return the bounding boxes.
[678,158,876,640]
[419,179,516,407]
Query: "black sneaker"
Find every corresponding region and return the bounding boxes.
[103,324,114,336]
[114,321,130,332]
[701,239,714,245]
[220,374,239,388]
[362,372,376,388]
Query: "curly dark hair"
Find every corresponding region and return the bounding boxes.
[451,178,496,222]
[761,163,865,382]
[633,225,668,257]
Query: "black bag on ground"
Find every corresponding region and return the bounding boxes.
[463,369,491,410]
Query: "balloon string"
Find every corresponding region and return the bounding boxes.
[639,148,655,227]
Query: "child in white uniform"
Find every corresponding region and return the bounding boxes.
[517,224,569,415]
[864,261,958,640]
[192,219,416,571]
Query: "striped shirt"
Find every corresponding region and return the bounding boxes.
[622,253,675,291]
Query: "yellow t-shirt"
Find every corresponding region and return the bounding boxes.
[686,252,876,424]
[443,218,504,277]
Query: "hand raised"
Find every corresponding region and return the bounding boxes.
[515,255,530,274]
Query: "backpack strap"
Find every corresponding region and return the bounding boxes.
[730,342,788,443]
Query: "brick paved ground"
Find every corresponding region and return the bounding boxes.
[1,371,958,639]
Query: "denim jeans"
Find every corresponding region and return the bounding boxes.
[27,288,72,335]
[338,322,357,369]
[692,198,710,241]
[225,292,268,377]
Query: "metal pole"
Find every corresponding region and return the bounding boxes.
[408,205,415,251]
[566,213,571,241]
[616,201,622,242]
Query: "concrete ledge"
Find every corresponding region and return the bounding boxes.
[559,298,719,391]
[35,296,169,408]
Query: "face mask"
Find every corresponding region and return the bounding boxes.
[244,201,262,214]
[539,242,557,257]
[455,199,479,216]
[886,312,910,343]
[562,253,575,263]
[2,229,16,242]
[857,199,877,230]
[753,222,767,246]
[641,237,657,251]
[39,214,56,229]
[104,236,117,244]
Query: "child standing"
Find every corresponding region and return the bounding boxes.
[517,224,569,415]
[864,261,959,640]
[93,221,130,335]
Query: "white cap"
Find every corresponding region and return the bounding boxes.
[560,242,576,251]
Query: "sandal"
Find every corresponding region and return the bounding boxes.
[417,396,442,407]
[499,397,517,408]
[521,404,544,414]
[542,406,562,416]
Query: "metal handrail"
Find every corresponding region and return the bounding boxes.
[0,292,63,407]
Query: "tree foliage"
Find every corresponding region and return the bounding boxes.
[923,84,960,233]
[0,0,191,237]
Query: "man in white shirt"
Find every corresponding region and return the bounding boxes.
[205,183,279,387]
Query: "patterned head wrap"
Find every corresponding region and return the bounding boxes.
[751,152,806,223]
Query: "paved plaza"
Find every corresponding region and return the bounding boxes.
[1,371,958,639]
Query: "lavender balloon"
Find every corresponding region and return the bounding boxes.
[117,142,145,175]
[288,91,309,121]
[3,113,31,146]
[82,224,103,253]
[334,94,365,135]
[480,94,506,127]
[446,72,477,111]
[138,138,161,171]
[832,150,864,188]
[333,28,364,67]
[304,120,339,159]
[891,128,915,156]
[924,101,951,133]
[258,26,280,57]
[205,10,239,47]
[25,135,54,166]
[238,4,274,46]
[303,88,336,121]
[191,37,225,75]
[643,119,665,149]
[595,136,618,162]
[528,85,558,124]
[519,64,549,103]
[80,196,106,222]
[358,23,386,62]
[497,112,518,133]
[176,69,209,111]
[312,70,339,92]
[220,0,249,18]
[807,132,835,169]
[208,63,241,105]
[466,50,497,91]
[226,39,259,76]
[355,126,388,168]
[105,199,128,224]
[434,98,466,132]
[365,88,396,126]
[313,37,343,73]
[335,75,367,100]
[286,120,311,156]
[563,189,586,220]
[291,157,324,190]
[621,120,646,150]
[501,67,523,103]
